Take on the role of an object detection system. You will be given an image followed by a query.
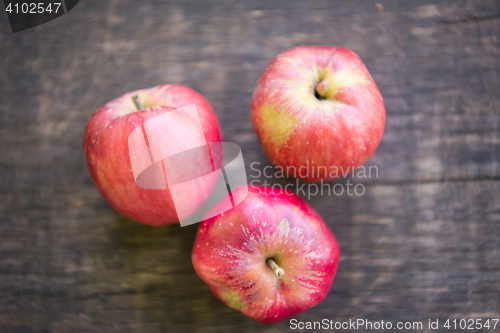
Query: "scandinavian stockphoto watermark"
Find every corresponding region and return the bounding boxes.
[125,103,377,224]
[127,104,248,227]
[290,318,500,330]
[249,161,379,199]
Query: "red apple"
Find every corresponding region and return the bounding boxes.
[192,185,340,324]
[251,45,385,182]
[83,84,221,226]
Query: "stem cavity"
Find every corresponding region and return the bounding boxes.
[266,258,285,278]
[315,79,329,100]
[132,93,143,111]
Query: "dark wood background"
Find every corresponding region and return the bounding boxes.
[1,1,499,332]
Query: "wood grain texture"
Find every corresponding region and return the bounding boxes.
[0,0,499,332]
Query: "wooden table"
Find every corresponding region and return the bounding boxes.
[1,1,499,332]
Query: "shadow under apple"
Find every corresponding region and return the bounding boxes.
[102,213,257,331]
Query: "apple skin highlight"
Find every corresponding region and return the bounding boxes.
[251,45,386,182]
[83,84,221,226]
[192,185,340,324]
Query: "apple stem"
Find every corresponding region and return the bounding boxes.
[266,258,285,278]
[315,79,329,99]
[132,93,143,111]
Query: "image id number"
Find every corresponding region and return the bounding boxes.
[444,318,499,330]
[5,2,62,14]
